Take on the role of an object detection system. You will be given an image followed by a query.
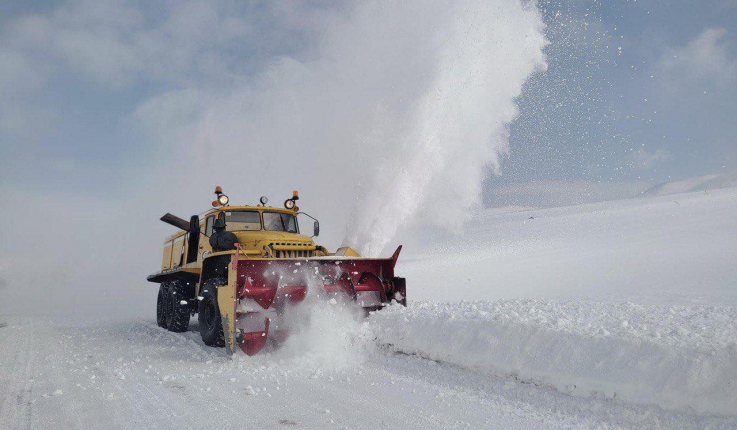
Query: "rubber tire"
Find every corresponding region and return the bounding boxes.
[156,284,168,328]
[198,278,226,347]
[165,281,191,333]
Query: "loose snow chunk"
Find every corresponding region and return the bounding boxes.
[245,386,256,395]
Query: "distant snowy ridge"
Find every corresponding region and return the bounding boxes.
[370,300,737,416]
[641,172,737,197]
[397,186,737,305]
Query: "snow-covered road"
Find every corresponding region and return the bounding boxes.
[3,187,736,429]
[2,312,735,430]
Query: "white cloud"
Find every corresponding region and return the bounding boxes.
[656,28,737,86]
[0,45,54,138]
[0,0,257,141]
[0,0,260,90]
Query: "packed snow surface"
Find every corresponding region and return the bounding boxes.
[2,314,736,430]
[2,187,736,429]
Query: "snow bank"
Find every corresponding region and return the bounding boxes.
[370,300,737,416]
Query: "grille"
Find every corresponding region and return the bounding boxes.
[274,249,314,258]
[270,242,315,258]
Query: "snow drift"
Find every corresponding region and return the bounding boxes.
[370,299,737,416]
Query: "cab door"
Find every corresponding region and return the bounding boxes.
[184,215,201,266]
[198,215,214,265]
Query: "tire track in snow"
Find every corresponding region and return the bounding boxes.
[0,317,35,430]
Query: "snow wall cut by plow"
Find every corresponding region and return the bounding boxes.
[370,300,737,416]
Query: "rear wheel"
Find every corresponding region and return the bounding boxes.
[198,278,225,347]
[156,284,168,328]
[165,281,191,333]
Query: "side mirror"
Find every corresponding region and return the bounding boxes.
[313,220,320,237]
[189,215,200,233]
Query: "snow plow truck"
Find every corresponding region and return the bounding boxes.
[147,187,406,355]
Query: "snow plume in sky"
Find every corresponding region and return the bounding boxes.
[146,0,547,256]
[341,2,547,255]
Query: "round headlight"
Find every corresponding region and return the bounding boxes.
[284,199,295,209]
[217,194,229,206]
[260,196,268,205]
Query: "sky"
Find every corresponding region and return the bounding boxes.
[490,0,737,206]
[0,0,736,313]
[1,1,735,206]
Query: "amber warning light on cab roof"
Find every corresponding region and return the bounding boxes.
[285,190,298,211]
[212,186,229,207]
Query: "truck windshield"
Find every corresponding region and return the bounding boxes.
[263,212,299,233]
[225,211,261,231]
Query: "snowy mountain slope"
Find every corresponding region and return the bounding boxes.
[398,186,737,306]
[641,172,737,197]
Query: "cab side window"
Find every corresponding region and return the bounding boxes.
[205,216,214,236]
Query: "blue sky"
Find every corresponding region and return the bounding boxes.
[1,0,735,206]
[487,0,737,205]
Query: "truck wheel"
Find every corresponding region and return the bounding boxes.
[198,278,225,347]
[156,284,168,328]
[165,281,191,333]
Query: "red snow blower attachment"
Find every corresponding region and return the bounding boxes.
[228,245,406,355]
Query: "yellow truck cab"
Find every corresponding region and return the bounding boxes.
[159,189,331,270]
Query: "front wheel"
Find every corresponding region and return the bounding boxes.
[198,278,225,347]
[165,281,191,333]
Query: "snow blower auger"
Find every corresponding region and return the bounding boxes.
[147,187,406,356]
